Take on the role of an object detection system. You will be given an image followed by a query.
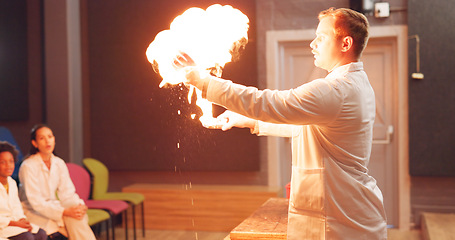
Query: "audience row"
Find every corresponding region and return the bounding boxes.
[0,124,96,240]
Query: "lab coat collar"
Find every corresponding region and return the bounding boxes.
[0,177,13,204]
[326,62,364,79]
[0,176,10,193]
[36,153,55,172]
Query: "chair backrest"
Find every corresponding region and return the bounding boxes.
[0,126,24,182]
[66,163,91,201]
[83,158,109,199]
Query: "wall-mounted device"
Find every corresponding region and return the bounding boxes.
[350,0,375,14]
[409,35,424,79]
[350,0,392,18]
[374,2,390,18]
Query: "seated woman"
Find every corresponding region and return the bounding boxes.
[18,124,96,240]
[0,141,47,240]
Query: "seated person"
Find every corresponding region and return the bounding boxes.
[19,124,96,240]
[0,141,47,240]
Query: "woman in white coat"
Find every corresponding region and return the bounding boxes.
[0,141,47,240]
[18,125,96,240]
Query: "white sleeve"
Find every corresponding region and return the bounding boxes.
[206,77,342,126]
[0,191,11,229]
[251,120,295,137]
[19,161,65,221]
[8,178,26,221]
[55,161,84,207]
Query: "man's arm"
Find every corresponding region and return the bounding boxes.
[215,110,295,137]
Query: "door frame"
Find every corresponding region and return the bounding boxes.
[265,25,410,229]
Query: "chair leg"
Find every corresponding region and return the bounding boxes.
[124,209,128,240]
[141,201,145,237]
[110,213,116,240]
[106,219,110,240]
[132,204,137,240]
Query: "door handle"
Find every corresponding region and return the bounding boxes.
[373,125,394,144]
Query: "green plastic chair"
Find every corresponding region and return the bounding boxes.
[83,158,145,239]
[87,209,111,239]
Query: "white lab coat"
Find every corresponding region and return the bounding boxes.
[18,153,86,235]
[206,62,387,239]
[0,176,40,239]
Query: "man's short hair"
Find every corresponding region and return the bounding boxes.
[318,8,370,57]
[0,141,19,163]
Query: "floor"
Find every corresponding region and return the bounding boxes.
[97,228,229,240]
[96,227,422,240]
[388,228,422,240]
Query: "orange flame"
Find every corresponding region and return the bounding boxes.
[146,4,249,127]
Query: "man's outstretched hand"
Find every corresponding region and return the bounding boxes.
[211,110,256,131]
[173,52,208,90]
[172,52,195,68]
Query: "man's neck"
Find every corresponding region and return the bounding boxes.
[328,61,356,73]
[328,52,358,72]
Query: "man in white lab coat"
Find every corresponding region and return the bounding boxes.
[175,7,387,240]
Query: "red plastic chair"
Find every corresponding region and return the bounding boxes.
[67,163,130,240]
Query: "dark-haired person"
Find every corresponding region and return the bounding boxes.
[18,125,96,240]
[175,7,387,240]
[0,141,47,240]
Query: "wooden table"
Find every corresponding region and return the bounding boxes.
[225,197,288,240]
[122,183,280,232]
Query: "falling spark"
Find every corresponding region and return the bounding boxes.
[146,4,249,127]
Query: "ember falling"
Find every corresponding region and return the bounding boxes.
[145,4,249,127]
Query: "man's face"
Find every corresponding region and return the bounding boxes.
[310,17,343,72]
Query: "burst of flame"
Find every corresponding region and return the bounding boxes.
[145,4,249,127]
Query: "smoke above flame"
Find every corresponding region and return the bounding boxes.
[145,4,249,127]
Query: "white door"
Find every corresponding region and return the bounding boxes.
[266,27,406,227]
[364,37,398,227]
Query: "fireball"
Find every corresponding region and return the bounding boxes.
[146,4,249,127]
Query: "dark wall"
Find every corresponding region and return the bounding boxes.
[0,0,44,156]
[0,0,28,121]
[84,0,259,171]
[408,0,455,176]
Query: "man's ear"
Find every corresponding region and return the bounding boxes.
[341,36,353,53]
